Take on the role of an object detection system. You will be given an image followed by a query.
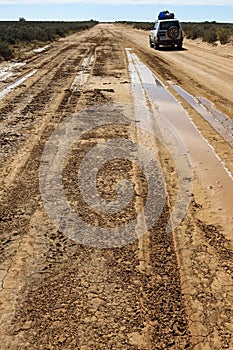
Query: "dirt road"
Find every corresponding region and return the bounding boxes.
[0,23,233,349]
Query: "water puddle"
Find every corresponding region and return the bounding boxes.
[126,48,233,226]
[0,69,38,100]
[71,55,95,92]
[126,48,193,233]
[0,62,26,82]
[171,84,233,147]
[33,45,50,54]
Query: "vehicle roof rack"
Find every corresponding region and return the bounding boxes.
[158,10,175,20]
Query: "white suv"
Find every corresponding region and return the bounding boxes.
[149,17,183,50]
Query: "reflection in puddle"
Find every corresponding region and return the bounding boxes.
[0,62,26,82]
[0,70,37,100]
[126,48,194,234]
[126,48,233,224]
[33,45,49,53]
[172,84,233,147]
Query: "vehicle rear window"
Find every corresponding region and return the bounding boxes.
[160,21,180,30]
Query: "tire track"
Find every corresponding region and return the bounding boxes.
[0,25,192,350]
[125,46,233,349]
[0,46,93,187]
[0,46,86,124]
[126,48,191,348]
[0,35,100,348]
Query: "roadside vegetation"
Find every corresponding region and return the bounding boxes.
[0,20,98,60]
[181,22,233,44]
[117,21,233,45]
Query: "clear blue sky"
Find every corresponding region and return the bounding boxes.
[0,2,233,23]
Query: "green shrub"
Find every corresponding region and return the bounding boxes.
[203,29,217,43]
[0,42,14,60]
[182,22,233,44]
[219,30,230,44]
[186,27,202,40]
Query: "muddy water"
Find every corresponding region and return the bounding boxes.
[172,84,233,147]
[126,49,233,231]
[0,69,37,100]
[0,62,26,82]
[33,45,49,53]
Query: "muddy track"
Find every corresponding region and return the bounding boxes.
[0,24,232,349]
[0,47,86,159]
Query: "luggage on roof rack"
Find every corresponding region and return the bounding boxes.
[158,10,175,20]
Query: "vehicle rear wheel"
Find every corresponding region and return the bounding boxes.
[177,42,182,50]
[149,39,154,48]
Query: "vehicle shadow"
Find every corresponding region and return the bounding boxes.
[154,46,188,52]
